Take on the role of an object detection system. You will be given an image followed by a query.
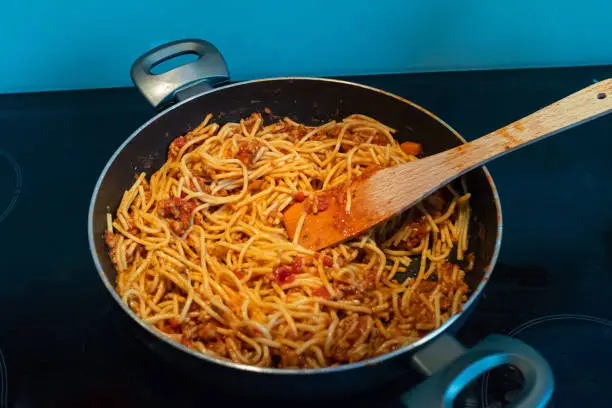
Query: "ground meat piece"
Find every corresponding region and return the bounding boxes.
[341,129,358,143]
[180,336,193,348]
[303,256,316,267]
[207,340,227,356]
[236,140,262,167]
[263,121,289,135]
[158,322,176,335]
[355,316,370,337]
[142,182,152,201]
[158,197,198,235]
[334,315,367,346]
[292,256,303,273]
[342,128,388,146]
[168,136,187,160]
[127,224,139,236]
[325,126,342,139]
[167,221,183,235]
[190,177,211,194]
[331,347,349,362]
[369,132,389,146]
[105,230,119,259]
[280,346,305,368]
[196,323,218,341]
[287,288,303,297]
[232,232,248,243]
[191,162,213,181]
[158,318,182,335]
[330,285,353,300]
[285,124,309,141]
[104,231,117,249]
[243,113,262,134]
[359,269,377,291]
[438,263,454,280]
[168,317,181,329]
[439,294,451,309]
[405,220,428,249]
[158,198,182,218]
[249,179,264,192]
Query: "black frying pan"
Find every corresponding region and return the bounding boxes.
[88,39,553,407]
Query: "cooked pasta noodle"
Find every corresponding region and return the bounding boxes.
[105,113,471,368]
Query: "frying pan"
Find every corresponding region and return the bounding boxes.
[88,39,553,406]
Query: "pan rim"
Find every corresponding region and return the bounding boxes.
[88,76,503,375]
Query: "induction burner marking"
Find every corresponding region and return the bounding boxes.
[0,150,22,225]
[481,314,612,408]
[0,346,7,408]
[507,314,612,337]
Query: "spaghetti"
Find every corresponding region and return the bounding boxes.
[105,113,472,368]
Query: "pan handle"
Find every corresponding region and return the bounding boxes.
[401,334,554,407]
[131,39,229,109]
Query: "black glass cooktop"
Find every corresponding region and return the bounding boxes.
[1,66,612,408]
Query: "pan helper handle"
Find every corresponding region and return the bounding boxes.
[401,334,554,407]
[131,39,229,109]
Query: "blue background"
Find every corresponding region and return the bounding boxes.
[2,0,611,93]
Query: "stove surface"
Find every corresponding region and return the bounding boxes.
[1,66,612,407]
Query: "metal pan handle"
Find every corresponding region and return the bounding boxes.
[131,39,229,109]
[401,334,554,407]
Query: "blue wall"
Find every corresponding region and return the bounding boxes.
[2,0,611,94]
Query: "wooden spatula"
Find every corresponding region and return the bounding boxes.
[284,79,612,251]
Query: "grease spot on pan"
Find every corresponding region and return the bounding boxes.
[136,152,160,170]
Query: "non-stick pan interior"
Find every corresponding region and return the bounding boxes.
[90,78,500,300]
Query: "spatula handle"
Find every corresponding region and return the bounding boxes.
[434,78,612,176]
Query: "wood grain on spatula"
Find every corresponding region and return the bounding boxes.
[284,79,612,251]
